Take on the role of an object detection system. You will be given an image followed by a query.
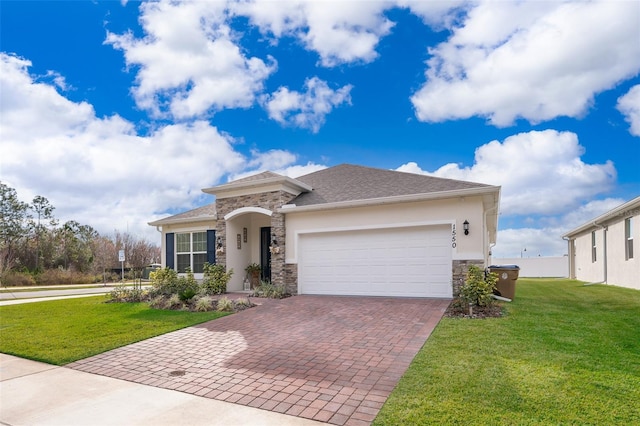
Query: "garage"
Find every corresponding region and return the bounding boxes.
[298,225,452,298]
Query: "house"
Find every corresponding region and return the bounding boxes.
[148,164,501,298]
[563,196,639,290]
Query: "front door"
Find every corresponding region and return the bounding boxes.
[260,227,272,282]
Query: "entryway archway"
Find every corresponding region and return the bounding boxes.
[223,207,273,291]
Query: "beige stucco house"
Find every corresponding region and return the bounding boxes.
[563,196,639,290]
[149,164,501,298]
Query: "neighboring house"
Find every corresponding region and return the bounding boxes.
[563,196,639,290]
[149,164,501,298]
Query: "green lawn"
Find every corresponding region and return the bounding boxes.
[0,296,228,365]
[374,279,640,425]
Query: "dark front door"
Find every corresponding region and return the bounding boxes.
[260,227,272,282]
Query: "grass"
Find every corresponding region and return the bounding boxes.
[374,279,640,425]
[0,296,229,365]
[0,282,145,293]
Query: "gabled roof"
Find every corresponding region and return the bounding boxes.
[148,164,501,230]
[563,196,640,238]
[148,203,216,226]
[202,170,312,199]
[231,171,282,183]
[291,164,494,207]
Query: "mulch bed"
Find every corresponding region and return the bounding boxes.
[445,298,505,319]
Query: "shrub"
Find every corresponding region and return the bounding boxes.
[234,297,251,307]
[200,263,233,295]
[149,295,168,310]
[149,267,179,296]
[35,269,97,285]
[167,293,183,309]
[0,271,36,287]
[176,269,198,296]
[179,288,197,302]
[107,286,147,303]
[459,265,498,315]
[252,281,288,299]
[194,296,214,312]
[216,296,234,312]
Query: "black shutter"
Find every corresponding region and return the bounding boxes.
[207,229,216,265]
[166,233,175,270]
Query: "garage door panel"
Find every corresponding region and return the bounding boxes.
[299,226,452,298]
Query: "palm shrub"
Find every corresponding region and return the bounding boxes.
[200,263,233,295]
[216,296,234,312]
[459,265,498,315]
[176,269,199,301]
[194,296,214,312]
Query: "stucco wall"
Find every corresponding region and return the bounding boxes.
[573,229,604,283]
[284,197,487,263]
[158,221,216,279]
[571,217,639,289]
[604,218,638,289]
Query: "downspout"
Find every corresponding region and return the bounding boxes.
[483,203,499,267]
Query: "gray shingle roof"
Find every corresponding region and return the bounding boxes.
[229,171,282,184]
[148,202,216,226]
[292,164,491,206]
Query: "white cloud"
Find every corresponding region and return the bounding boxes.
[411,0,640,126]
[617,84,640,137]
[492,227,566,258]
[105,0,275,119]
[0,52,295,242]
[263,77,352,132]
[397,130,616,216]
[492,198,625,257]
[560,198,627,231]
[397,0,468,28]
[232,0,394,66]
[229,149,326,181]
[247,149,298,171]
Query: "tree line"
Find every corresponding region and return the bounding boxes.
[1,182,160,285]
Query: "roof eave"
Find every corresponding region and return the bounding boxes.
[563,196,640,238]
[279,186,501,214]
[148,215,217,227]
[202,176,312,197]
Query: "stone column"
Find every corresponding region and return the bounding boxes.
[215,219,226,267]
[270,211,286,287]
[452,259,485,295]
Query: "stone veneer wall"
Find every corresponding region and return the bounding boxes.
[215,190,297,289]
[452,259,485,296]
[284,263,299,295]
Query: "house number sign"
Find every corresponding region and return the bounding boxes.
[451,224,457,248]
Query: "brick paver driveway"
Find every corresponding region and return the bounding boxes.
[69,296,449,425]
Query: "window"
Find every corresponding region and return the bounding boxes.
[626,218,634,260]
[591,231,597,263]
[176,232,207,273]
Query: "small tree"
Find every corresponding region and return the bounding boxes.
[459,265,498,316]
[0,182,30,275]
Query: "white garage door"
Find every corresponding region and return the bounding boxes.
[298,225,452,298]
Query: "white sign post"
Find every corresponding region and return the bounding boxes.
[118,250,125,281]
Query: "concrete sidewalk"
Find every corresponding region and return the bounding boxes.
[0,354,325,426]
[0,293,108,306]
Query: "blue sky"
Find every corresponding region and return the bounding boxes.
[1,0,639,257]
